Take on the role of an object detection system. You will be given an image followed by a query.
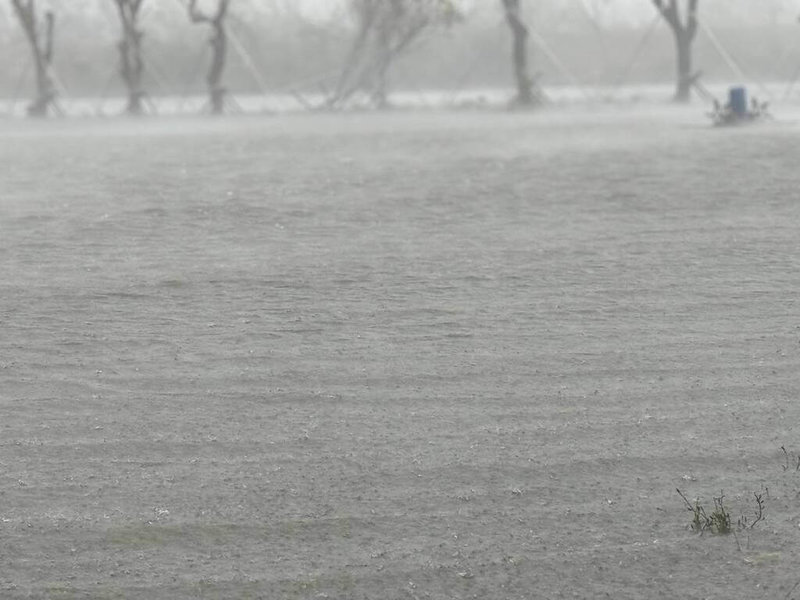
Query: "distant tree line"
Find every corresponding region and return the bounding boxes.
[5,0,800,118]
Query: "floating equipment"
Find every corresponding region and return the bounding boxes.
[708,85,771,127]
[728,86,747,117]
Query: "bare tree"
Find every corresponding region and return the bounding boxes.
[653,0,699,102]
[500,0,540,106]
[113,0,146,114]
[329,0,460,109]
[11,0,57,117]
[188,0,230,115]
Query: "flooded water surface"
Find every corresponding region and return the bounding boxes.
[2,107,800,598]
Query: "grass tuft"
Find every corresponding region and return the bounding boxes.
[677,488,765,535]
[709,494,732,534]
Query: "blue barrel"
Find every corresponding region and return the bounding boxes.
[729,87,748,117]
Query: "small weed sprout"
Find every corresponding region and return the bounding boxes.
[677,488,707,532]
[780,446,800,472]
[738,490,766,530]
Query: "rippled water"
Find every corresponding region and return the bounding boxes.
[2,107,798,397]
[2,107,800,597]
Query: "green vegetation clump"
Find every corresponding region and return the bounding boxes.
[677,488,764,535]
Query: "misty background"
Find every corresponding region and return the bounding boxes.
[2,0,800,108]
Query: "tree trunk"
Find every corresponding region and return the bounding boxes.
[674,30,692,102]
[114,0,146,115]
[370,33,392,109]
[119,36,144,114]
[207,21,227,114]
[189,0,229,115]
[502,0,535,106]
[510,20,533,105]
[653,0,699,103]
[11,1,57,117]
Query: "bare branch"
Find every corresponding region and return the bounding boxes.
[216,0,230,23]
[43,11,54,63]
[653,0,680,30]
[188,0,211,23]
[329,0,460,108]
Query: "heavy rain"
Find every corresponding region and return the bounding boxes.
[2,1,800,598]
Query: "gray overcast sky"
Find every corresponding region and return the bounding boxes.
[294,0,800,27]
[6,0,799,28]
